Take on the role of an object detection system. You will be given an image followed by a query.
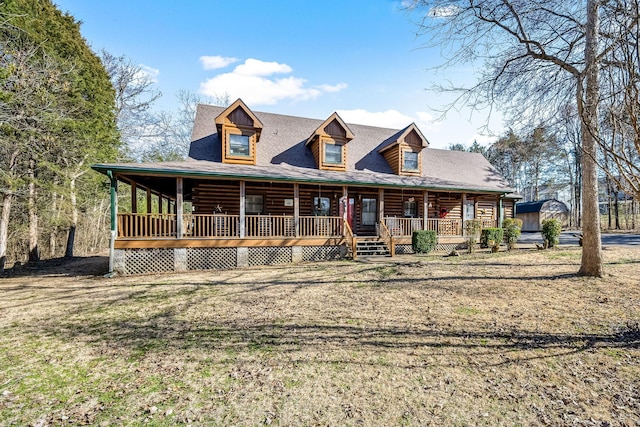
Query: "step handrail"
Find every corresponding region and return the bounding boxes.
[344,221,357,260]
[378,221,395,257]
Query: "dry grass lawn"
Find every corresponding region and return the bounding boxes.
[1,247,639,426]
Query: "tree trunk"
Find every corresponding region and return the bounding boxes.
[50,191,58,258]
[65,176,78,258]
[614,196,620,230]
[606,176,612,229]
[578,0,603,277]
[0,192,13,273]
[28,156,39,263]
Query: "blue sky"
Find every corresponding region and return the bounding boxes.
[54,0,502,149]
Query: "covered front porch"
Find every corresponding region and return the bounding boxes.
[109,173,506,258]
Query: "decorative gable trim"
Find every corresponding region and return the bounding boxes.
[306,112,354,172]
[215,98,264,165]
[305,112,354,146]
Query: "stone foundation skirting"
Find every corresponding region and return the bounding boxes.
[113,245,346,275]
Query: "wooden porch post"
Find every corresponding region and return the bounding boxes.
[158,193,163,214]
[239,181,246,238]
[293,183,300,237]
[176,177,183,239]
[342,186,348,236]
[131,181,137,214]
[423,190,429,230]
[378,188,384,224]
[107,170,117,276]
[462,193,467,237]
[146,189,151,214]
[461,193,467,218]
[497,196,503,227]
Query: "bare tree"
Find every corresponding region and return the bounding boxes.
[144,90,230,161]
[100,50,162,159]
[410,0,626,276]
[597,0,640,200]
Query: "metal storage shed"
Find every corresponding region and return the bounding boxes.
[515,199,570,232]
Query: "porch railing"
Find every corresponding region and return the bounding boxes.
[118,213,178,238]
[299,216,342,237]
[384,217,424,236]
[383,217,498,237]
[118,213,496,239]
[185,214,239,238]
[118,213,343,239]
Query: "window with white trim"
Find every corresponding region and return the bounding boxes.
[403,151,419,171]
[324,143,342,165]
[229,133,250,157]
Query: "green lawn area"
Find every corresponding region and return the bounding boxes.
[1,247,639,426]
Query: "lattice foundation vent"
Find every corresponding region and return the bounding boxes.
[125,248,174,275]
[186,247,237,271]
[301,245,342,261]
[394,244,414,255]
[435,243,466,253]
[248,247,292,266]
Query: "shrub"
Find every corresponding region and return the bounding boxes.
[541,218,562,248]
[480,228,504,250]
[502,218,522,250]
[412,230,437,254]
[464,219,482,253]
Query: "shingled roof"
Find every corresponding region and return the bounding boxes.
[93,103,513,194]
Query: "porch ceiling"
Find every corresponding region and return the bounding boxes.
[116,174,194,200]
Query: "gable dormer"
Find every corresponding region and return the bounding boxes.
[305,112,354,172]
[378,123,429,176]
[215,99,263,165]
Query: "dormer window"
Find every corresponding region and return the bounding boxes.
[306,112,354,172]
[324,141,343,165]
[378,123,429,176]
[229,133,250,157]
[215,99,263,165]
[403,151,419,171]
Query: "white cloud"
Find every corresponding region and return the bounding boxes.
[234,58,292,76]
[337,109,436,131]
[317,83,348,93]
[138,64,160,83]
[199,58,347,105]
[199,55,239,70]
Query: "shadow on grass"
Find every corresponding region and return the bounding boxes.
[23,304,640,369]
[0,259,589,311]
[1,256,109,278]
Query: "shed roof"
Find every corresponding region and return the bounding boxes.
[516,199,569,214]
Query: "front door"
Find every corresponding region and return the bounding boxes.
[361,197,377,234]
[339,196,355,229]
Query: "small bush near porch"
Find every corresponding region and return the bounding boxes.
[411,230,437,253]
[1,247,639,425]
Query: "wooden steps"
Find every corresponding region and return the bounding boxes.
[355,238,390,257]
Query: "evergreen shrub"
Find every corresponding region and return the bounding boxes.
[480,228,504,249]
[412,230,437,254]
[502,218,523,250]
[541,218,562,248]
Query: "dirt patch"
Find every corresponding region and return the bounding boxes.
[1,248,639,425]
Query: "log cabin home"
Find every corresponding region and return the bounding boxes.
[92,99,517,275]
